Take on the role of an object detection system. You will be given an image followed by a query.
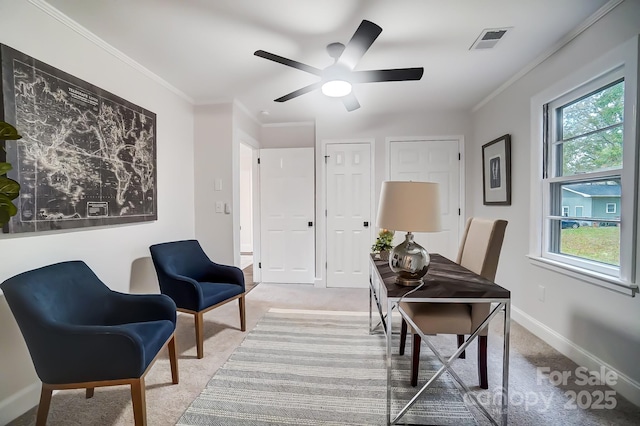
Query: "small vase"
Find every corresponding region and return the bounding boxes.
[378,250,390,261]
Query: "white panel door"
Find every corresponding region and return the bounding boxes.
[259,148,315,283]
[389,140,460,260]
[326,143,372,288]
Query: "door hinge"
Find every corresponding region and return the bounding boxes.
[257,158,260,164]
[325,209,327,217]
[325,261,328,269]
[458,208,461,216]
[258,262,261,269]
[324,155,330,163]
[458,152,461,161]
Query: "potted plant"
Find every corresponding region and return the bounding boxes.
[371,228,394,260]
[0,120,23,227]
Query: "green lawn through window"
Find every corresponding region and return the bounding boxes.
[561,226,620,266]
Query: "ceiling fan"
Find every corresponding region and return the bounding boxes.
[254,20,424,112]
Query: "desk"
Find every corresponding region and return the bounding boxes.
[369,253,511,426]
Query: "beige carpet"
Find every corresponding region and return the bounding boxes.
[8,283,640,425]
[177,309,476,425]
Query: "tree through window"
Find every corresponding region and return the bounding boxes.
[545,70,624,272]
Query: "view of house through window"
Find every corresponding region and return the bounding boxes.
[546,74,624,271]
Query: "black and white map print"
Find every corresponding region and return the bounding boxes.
[1,45,157,233]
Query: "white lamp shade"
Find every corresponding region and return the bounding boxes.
[376,181,442,232]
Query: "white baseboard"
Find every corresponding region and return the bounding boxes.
[511,305,640,407]
[0,381,39,425]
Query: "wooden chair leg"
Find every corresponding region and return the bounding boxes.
[86,387,95,398]
[239,295,246,332]
[411,333,421,387]
[478,335,488,389]
[35,384,53,426]
[457,334,466,359]
[168,335,179,384]
[195,312,204,359]
[130,378,147,426]
[399,319,407,356]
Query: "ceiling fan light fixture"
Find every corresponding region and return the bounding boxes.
[321,80,352,97]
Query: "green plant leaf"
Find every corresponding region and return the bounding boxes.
[0,208,10,227]
[0,193,18,224]
[0,176,20,200]
[0,121,22,140]
[0,162,12,175]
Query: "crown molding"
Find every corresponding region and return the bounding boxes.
[28,0,194,104]
[472,0,624,112]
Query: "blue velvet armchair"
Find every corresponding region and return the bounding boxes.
[0,261,179,426]
[149,239,246,359]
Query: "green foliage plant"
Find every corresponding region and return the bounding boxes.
[0,121,22,227]
[371,228,394,253]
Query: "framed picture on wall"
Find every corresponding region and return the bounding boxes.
[0,44,157,233]
[482,134,511,205]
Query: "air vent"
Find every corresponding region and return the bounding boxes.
[470,27,512,50]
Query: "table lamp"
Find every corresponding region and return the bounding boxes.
[375,181,442,286]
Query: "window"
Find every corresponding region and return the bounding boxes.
[544,70,623,275]
[531,36,639,296]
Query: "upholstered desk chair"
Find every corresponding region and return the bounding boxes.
[0,261,179,426]
[149,239,246,359]
[399,217,507,388]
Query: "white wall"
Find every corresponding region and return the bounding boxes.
[0,1,196,423]
[261,122,315,148]
[193,102,262,267]
[469,0,640,405]
[194,103,234,264]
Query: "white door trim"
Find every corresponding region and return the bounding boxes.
[234,129,261,281]
[317,138,375,288]
[384,135,466,236]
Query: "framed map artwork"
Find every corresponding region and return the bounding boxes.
[0,44,157,233]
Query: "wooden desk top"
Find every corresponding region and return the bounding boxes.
[371,253,510,300]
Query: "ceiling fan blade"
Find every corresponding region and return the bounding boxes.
[351,68,424,83]
[254,50,323,76]
[337,20,382,70]
[274,82,323,102]
[342,92,360,112]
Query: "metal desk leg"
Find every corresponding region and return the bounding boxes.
[502,301,511,425]
[369,285,373,333]
[386,300,393,425]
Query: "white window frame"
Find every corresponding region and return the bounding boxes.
[606,203,616,214]
[545,68,623,277]
[528,36,639,297]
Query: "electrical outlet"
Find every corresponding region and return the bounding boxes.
[538,285,545,302]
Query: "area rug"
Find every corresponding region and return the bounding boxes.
[176,309,477,425]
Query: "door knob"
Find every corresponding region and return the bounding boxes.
[308,221,313,227]
[364,221,369,227]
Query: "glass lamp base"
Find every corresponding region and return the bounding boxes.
[389,232,430,287]
[395,277,425,287]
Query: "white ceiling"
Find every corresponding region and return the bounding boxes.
[44,0,612,124]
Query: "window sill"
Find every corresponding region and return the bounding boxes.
[527,255,638,297]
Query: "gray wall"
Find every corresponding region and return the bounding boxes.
[469,0,640,405]
[0,1,196,423]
